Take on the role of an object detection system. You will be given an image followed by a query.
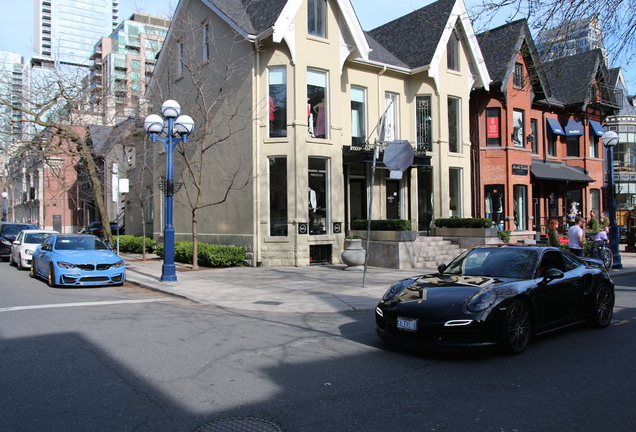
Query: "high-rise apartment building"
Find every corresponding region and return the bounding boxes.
[33,0,119,67]
[535,14,608,65]
[0,52,27,145]
[88,13,170,122]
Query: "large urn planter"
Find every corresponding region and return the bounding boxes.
[341,239,366,271]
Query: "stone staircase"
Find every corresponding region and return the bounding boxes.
[412,236,465,269]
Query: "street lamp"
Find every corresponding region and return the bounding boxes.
[144,100,195,281]
[1,192,7,222]
[602,130,622,269]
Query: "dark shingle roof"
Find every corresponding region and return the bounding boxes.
[206,0,287,35]
[542,49,603,106]
[365,32,409,68]
[367,0,456,69]
[477,19,549,98]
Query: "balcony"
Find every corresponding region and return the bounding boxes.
[589,84,623,110]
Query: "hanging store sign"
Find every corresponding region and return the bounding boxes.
[512,164,528,176]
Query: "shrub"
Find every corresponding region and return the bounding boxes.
[155,241,245,267]
[498,230,511,243]
[351,219,412,231]
[117,235,155,253]
[434,218,493,228]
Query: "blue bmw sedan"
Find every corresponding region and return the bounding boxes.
[30,234,126,287]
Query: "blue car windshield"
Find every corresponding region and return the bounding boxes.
[443,248,538,279]
[55,237,109,251]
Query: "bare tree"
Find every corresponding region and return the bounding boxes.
[469,0,636,71]
[0,64,121,241]
[149,10,256,268]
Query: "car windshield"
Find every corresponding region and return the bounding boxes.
[443,247,538,280]
[2,225,35,235]
[55,237,109,251]
[24,233,53,243]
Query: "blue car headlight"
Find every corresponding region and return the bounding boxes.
[467,290,497,312]
[58,261,76,269]
[382,279,415,301]
[112,260,125,268]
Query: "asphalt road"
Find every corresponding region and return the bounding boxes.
[1,263,635,432]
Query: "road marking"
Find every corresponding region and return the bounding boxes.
[612,317,636,326]
[0,298,173,313]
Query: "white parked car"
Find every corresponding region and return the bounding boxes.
[10,229,58,270]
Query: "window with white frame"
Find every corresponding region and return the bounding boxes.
[447,29,460,71]
[351,86,366,146]
[308,0,326,38]
[269,67,287,138]
[449,167,462,217]
[177,42,184,78]
[308,69,328,139]
[202,22,209,62]
[513,62,524,88]
[448,96,461,153]
[308,157,329,235]
[513,109,525,147]
[416,95,432,151]
[269,157,288,236]
[385,92,399,142]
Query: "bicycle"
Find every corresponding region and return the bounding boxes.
[589,239,613,270]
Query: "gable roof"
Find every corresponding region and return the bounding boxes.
[477,19,550,99]
[542,49,606,107]
[367,0,489,90]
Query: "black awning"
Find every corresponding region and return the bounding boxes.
[531,160,595,183]
[342,148,430,166]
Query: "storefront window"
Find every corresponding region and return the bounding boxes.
[309,158,329,235]
[269,157,287,236]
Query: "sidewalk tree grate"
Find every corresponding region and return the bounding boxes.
[194,417,283,432]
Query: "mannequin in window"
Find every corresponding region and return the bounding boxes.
[307,99,314,137]
[313,98,325,138]
[485,193,492,219]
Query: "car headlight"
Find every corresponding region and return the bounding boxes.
[57,261,76,269]
[1,239,11,246]
[111,260,125,268]
[25,249,34,256]
[382,279,414,301]
[467,290,496,312]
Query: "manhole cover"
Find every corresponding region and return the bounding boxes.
[194,417,283,432]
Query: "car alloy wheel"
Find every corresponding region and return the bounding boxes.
[30,262,36,278]
[502,300,531,355]
[592,284,614,328]
[47,264,57,287]
[16,254,24,270]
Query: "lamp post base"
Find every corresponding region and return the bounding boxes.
[161,264,178,282]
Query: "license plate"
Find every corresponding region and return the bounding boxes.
[397,317,417,332]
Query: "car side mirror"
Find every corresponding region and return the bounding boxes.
[437,264,447,274]
[541,267,564,284]
[42,244,52,251]
[13,240,20,245]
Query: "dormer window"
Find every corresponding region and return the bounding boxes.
[514,62,524,88]
[447,29,459,71]
[308,0,326,38]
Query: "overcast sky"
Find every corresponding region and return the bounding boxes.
[1,0,633,91]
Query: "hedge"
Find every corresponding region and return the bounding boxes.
[351,219,412,231]
[434,218,493,228]
[115,235,155,253]
[156,241,245,267]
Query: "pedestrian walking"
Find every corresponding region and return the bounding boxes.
[547,219,561,247]
[568,216,585,256]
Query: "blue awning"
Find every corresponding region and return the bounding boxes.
[565,120,584,136]
[546,118,564,135]
[589,120,605,136]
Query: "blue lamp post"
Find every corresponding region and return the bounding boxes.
[602,130,622,269]
[144,100,195,281]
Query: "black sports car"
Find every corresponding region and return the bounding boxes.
[375,245,615,354]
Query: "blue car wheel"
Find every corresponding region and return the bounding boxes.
[47,264,57,287]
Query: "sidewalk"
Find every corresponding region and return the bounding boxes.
[122,247,636,313]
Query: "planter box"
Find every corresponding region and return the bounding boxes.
[433,227,499,237]
[433,227,500,249]
[350,230,416,242]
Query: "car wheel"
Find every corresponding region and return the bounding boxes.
[591,284,614,328]
[16,254,24,270]
[9,253,15,267]
[501,300,531,355]
[47,264,57,287]
[30,262,37,278]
